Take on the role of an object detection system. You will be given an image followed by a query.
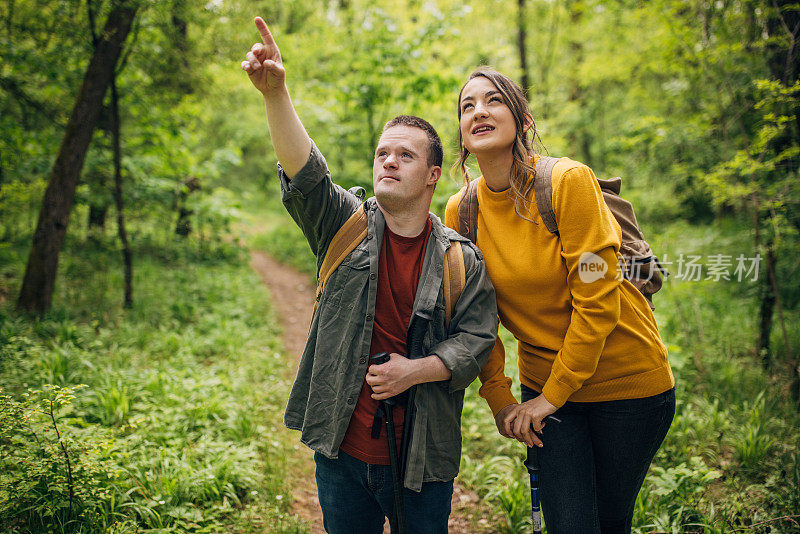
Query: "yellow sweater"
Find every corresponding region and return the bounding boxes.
[444,157,674,414]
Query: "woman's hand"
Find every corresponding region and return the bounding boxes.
[509,394,558,448]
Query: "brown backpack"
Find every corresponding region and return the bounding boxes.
[457,156,665,309]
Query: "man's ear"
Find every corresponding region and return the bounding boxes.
[523,113,535,133]
[428,166,442,187]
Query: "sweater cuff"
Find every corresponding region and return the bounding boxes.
[483,386,519,417]
[541,377,574,408]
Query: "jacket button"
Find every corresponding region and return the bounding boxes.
[369,273,376,280]
[359,356,366,364]
[367,233,373,240]
[366,314,373,321]
[347,397,354,405]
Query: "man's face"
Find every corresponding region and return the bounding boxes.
[372,125,440,211]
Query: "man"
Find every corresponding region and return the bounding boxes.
[241,16,497,534]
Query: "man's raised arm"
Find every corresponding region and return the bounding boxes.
[241,16,311,178]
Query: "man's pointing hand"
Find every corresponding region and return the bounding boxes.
[241,16,285,94]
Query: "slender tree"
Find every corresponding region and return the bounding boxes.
[109,76,133,308]
[517,0,530,96]
[16,0,139,315]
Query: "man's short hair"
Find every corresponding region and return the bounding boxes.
[382,115,443,168]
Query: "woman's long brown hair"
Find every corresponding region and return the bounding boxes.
[453,67,545,220]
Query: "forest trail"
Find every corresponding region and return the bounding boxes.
[249,250,494,534]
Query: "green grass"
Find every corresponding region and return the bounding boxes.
[0,232,309,533]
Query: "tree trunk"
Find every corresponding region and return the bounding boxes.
[517,0,530,97]
[110,77,133,308]
[566,0,589,162]
[87,165,109,230]
[756,0,799,373]
[175,176,200,237]
[171,0,193,94]
[758,239,776,368]
[766,0,799,87]
[87,203,108,229]
[16,0,138,315]
[766,0,800,170]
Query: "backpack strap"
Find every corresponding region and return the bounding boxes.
[456,179,480,243]
[533,155,561,235]
[313,204,368,318]
[443,241,465,328]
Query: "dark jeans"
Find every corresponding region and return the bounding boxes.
[521,384,675,534]
[314,450,453,534]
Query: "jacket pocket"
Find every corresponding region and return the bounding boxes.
[320,243,370,315]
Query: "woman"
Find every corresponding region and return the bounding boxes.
[444,68,675,534]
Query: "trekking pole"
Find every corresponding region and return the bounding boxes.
[370,351,406,534]
[524,415,561,534]
[399,311,431,477]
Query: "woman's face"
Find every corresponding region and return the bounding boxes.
[459,76,518,156]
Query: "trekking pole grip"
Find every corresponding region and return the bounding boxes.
[370,351,390,365]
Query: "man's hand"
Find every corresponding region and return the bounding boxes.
[367,353,417,400]
[367,353,452,400]
[238,15,310,178]
[494,403,518,439]
[241,16,286,95]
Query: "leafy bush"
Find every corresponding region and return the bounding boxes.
[0,385,121,532]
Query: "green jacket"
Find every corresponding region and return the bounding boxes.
[280,141,497,491]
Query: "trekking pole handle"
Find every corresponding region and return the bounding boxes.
[544,415,561,425]
[370,351,390,365]
[370,352,406,406]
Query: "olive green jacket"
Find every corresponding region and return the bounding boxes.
[280,141,497,491]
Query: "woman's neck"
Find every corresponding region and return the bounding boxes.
[475,149,514,192]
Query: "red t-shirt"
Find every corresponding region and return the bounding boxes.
[339,217,432,465]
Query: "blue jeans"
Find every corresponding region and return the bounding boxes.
[314,450,453,534]
[521,384,675,534]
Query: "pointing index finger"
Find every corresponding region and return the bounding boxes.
[254,16,276,46]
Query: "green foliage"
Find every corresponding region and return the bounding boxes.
[636,457,722,530]
[0,385,121,532]
[0,179,47,242]
[0,236,308,533]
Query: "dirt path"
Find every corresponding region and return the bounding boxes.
[249,250,495,533]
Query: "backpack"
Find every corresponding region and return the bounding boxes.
[457,155,665,309]
[315,203,466,326]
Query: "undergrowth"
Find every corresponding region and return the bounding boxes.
[0,233,308,533]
